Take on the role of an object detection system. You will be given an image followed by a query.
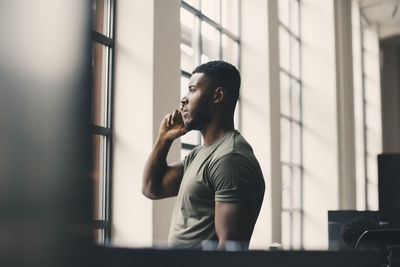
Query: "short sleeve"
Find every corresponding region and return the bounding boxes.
[209,153,260,203]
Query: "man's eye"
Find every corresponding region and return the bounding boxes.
[189,88,195,92]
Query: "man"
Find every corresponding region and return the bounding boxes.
[142,60,265,249]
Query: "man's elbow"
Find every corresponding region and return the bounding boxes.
[141,184,161,200]
[141,183,155,199]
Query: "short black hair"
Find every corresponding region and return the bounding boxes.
[192,60,241,105]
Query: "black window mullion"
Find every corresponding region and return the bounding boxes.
[92,125,112,136]
[91,219,111,229]
[181,70,191,78]
[93,31,114,47]
[91,0,115,245]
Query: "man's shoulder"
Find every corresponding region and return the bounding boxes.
[213,131,255,160]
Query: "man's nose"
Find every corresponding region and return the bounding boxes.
[180,96,188,106]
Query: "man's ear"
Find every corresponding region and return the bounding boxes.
[214,87,225,104]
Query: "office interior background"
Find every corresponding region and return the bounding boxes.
[1,0,400,258]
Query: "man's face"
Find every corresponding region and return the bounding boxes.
[180,72,213,131]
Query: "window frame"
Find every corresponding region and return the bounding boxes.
[278,0,304,250]
[91,0,116,244]
[180,0,242,154]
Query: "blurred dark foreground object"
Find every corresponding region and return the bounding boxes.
[355,230,400,267]
[355,229,400,251]
[0,0,94,266]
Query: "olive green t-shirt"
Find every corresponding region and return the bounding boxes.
[168,130,265,249]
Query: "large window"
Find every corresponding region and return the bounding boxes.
[91,0,115,244]
[354,12,382,211]
[180,0,241,157]
[278,0,303,249]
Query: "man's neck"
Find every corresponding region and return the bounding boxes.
[200,118,235,145]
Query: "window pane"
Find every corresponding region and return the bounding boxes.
[292,210,302,249]
[92,42,109,127]
[290,37,300,78]
[181,75,190,99]
[292,166,302,209]
[280,72,291,117]
[183,0,199,9]
[291,80,301,121]
[181,131,200,146]
[221,0,239,35]
[93,228,105,244]
[282,165,292,210]
[279,0,290,27]
[282,211,292,249]
[92,0,111,37]
[281,117,291,163]
[222,34,239,68]
[290,0,299,36]
[181,8,198,73]
[201,0,220,23]
[92,134,106,220]
[367,178,379,210]
[234,101,240,130]
[292,121,301,164]
[279,27,290,71]
[201,22,220,63]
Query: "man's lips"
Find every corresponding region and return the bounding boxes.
[181,109,189,118]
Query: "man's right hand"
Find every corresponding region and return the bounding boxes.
[158,108,188,142]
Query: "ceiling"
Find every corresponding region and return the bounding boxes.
[358,0,400,38]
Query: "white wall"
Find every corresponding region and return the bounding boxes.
[301,0,338,249]
[112,0,180,247]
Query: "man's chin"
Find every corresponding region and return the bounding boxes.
[184,121,198,132]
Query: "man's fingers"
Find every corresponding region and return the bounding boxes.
[164,113,171,127]
[171,109,178,125]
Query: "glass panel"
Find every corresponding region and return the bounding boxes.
[92,42,109,127]
[280,72,291,117]
[181,8,198,73]
[92,134,106,220]
[292,166,302,209]
[366,153,378,183]
[183,0,199,9]
[93,228,105,244]
[292,210,302,249]
[281,117,291,163]
[222,34,239,68]
[234,101,240,130]
[282,165,292,210]
[367,179,379,210]
[221,0,239,35]
[278,0,289,27]
[291,80,301,121]
[279,27,290,71]
[290,37,300,78]
[181,75,190,99]
[92,0,111,37]
[201,21,220,63]
[201,0,221,23]
[292,121,301,164]
[290,0,300,36]
[281,211,292,249]
[181,130,200,146]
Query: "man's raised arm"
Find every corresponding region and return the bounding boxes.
[142,108,187,200]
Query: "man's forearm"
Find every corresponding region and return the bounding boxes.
[142,137,173,198]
